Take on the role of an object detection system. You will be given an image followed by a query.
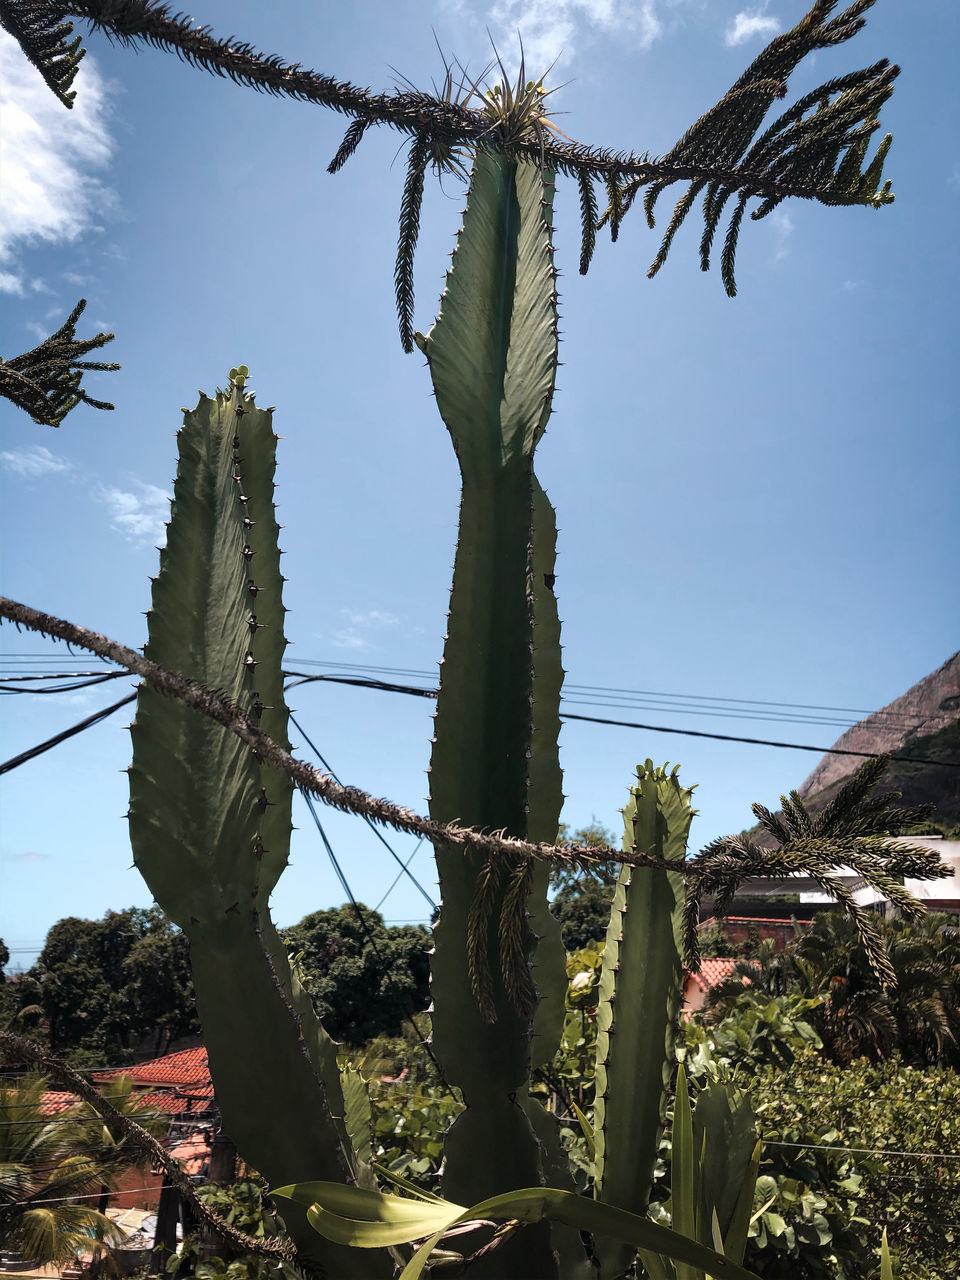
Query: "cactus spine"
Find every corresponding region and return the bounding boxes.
[128,375,386,1278]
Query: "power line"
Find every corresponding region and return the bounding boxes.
[0,692,136,776]
[558,710,960,766]
[285,672,958,767]
[1,669,954,783]
[375,841,426,913]
[297,791,450,1093]
[289,712,437,912]
[3,653,932,726]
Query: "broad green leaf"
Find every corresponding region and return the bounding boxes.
[377,1186,763,1280]
[305,1202,460,1249]
[880,1227,894,1280]
[672,1064,698,1280]
[571,1100,596,1160]
[273,1181,463,1236]
[722,1141,762,1264]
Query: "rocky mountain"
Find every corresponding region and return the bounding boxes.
[797,650,960,801]
[746,650,960,839]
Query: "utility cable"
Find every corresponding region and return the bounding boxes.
[297,791,451,1094]
[558,710,960,766]
[285,672,958,768]
[374,838,426,912]
[0,691,136,776]
[289,710,437,911]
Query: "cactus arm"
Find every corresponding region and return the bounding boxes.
[420,149,559,1272]
[128,382,385,1277]
[525,479,591,1278]
[594,762,694,1280]
[527,476,568,1071]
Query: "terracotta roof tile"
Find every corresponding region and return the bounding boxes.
[40,1090,79,1115]
[686,957,740,993]
[94,1047,210,1089]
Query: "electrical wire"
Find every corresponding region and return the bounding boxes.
[297,791,450,1093]
[374,840,426,913]
[0,692,137,776]
[1,653,934,727]
[283,672,959,767]
[289,711,437,911]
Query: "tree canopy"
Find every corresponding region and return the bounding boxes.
[10,907,199,1067]
[281,904,431,1046]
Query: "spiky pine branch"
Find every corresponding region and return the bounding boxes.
[1,594,951,1003]
[682,753,949,989]
[604,0,899,293]
[1,1,899,315]
[0,0,84,106]
[0,299,119,427]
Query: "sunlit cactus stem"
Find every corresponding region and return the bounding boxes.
[127,370,386,1278]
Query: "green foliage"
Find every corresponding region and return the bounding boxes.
[748,1052,960,1280]
[549,820,618,950]
[281,905,431,1045]
[168,1179,299,1280]
[704,911,960,1069]
[532,944,603,1124]
[15,906,198,1065]
[684,995,960,1280]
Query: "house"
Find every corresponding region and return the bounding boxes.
[681,957,740,1017]
[39,1047,217,1212]
[707,837,960,923]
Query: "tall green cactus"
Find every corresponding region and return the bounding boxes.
[127,169,760,1279]
[594,763,693,1279]
[127,374,387,1279]
[415,146,563,1275]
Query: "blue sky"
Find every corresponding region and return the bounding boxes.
[1,0,958,970]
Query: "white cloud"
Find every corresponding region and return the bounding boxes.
[0,271,25,295]
[101,483,171,546]
[768,207,793,262]
[725,10,780,47]
[0,30,116,263]
[482,0,663,72]
[329,607,403,651]
[0,445,71,478]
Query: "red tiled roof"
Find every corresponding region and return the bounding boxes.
[168,1131,211,1176]
[686,957,740,993]
[94,1047,210,1091]
[41,1090,79,1116]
